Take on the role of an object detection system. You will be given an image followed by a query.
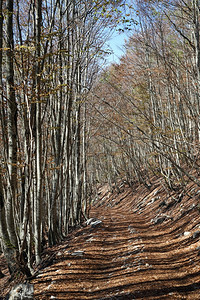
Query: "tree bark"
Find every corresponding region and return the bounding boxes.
[5,0,18,250]
[34,0,42,265]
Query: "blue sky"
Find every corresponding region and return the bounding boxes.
[106,30,127,64]
[102,0,136,65]
[104,1,135,65]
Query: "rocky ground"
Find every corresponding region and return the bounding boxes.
[1,177,200,299]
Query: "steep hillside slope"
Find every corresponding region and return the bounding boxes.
[1,177,200,299]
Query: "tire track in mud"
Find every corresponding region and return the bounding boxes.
[32,181,200,299]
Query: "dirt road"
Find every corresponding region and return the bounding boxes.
[32,180,200,299]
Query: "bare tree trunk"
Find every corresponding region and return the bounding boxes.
[64,0,74,232]
[5,0,18,250]
[34,0,42,265]
[0,0,18,277]
[192,0,200,141]
[0,172,16,276]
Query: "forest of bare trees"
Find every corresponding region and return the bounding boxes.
[1,0,200,283]
[89,0,200,194]
[0,0,125,278]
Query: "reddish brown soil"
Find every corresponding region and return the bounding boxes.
[1,178,200,299]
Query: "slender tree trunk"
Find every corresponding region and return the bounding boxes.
[64,0,74,232]
[5,0,18,250]
[34,0,42,265]
[0,0,17,277]
[192,0,200,141]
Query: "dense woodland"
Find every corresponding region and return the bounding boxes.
[90,0,200,193]
[0,0,200,281]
